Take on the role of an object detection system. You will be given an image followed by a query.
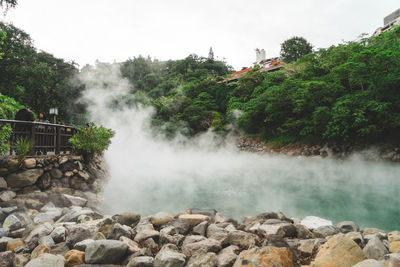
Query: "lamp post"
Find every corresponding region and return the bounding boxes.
[49,107,58,124]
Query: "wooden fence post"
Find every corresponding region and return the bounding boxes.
[56,127,61,154]
[29,123,36,156]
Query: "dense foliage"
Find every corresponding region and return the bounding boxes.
[0,22,86,125]
[69,122,115,157]
[119,28,400,147]
[0,94,24,154]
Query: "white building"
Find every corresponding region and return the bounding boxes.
[372,8,400,37]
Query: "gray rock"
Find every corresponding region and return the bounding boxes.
[193,221,208,236]
[163,219,191,235]
[0,191,16,202]
[363,236,388,260]
[312,225,339,238]
[0,251,14,267]
[352,259,384,267]
[300,216,332,230]
[49,168,63,179]
[0,237,9,251]
[25,253,64,267]
[182,236,221,257]
[228,230,258,249]
[74,238,95,251]
[0,177,7,189]
[85,240,129,264]
[336,221,360,233]
[0,206,17,214]
[297,239,316,256]
[62,194,87,206]
[38,235,55,247]
[127,256,154,267]
[65,224,98,248]
[217,245,239,267]
[154,246,186,267]
[113,212,141,227]
[24,222,53,249]
[295,224,315,239]
[50,226,66,243]
[2,214,22,231]
[134,229,159,243]
[6,169,44,188]
[57,207,102,223]
[33,208,62,224]
[0,228,9,238]
[187,249,217,267]
[258,221,297,238]
[107,223,132,240]
[13,253,30,267]
[151,212,173,227]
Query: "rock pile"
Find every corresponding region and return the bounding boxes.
[0,193,398,267]
[0,154,107,195]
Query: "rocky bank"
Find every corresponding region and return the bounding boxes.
[236,137,400,162]
[0,155,399,266]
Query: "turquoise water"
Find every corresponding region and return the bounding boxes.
[103,150,400,231]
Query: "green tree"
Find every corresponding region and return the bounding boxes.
[280,36,313,63]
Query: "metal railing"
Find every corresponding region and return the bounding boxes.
[0,119,78,155]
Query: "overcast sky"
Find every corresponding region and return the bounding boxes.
[2,0,399,70]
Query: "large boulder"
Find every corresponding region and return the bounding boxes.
[233,246,294,267]
[25,253,64,267]
[311,234,366,267]
[84,240,128,264]
[6,169,43,188]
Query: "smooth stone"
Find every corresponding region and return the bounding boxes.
[151,212,173,227]
[313,225,340,238]
[62,194,88,207]
[300,216,333,230]
[352,259,384,267]
[363,236,388,260]
[74,239,95,251]
[23,158,36,169]
[84,240,128,264]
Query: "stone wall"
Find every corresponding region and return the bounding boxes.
[0,155,107,206]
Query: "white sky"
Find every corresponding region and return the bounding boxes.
[2,0,399,70]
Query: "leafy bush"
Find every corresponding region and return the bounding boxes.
[69,122,115,157]
[15,137,32,163]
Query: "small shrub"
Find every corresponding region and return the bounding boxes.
[69,122,115,158]
[15,137,32,162]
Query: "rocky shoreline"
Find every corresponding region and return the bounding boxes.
[236,137,400,162]
[0,194,399,267]
[0,155,398,266]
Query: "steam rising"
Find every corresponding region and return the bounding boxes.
[79,64,400,231]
